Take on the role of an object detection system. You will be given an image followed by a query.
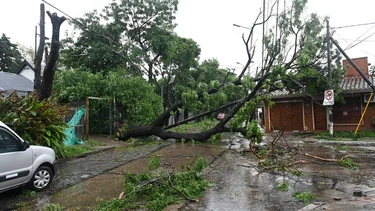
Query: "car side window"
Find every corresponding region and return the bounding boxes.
[0,128,21,153]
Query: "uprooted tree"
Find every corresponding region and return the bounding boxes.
[115,0,342,141]
[55,0,342,142]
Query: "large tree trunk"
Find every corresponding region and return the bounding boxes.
[39,12,66,100]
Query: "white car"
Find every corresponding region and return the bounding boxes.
[0,121,56,193]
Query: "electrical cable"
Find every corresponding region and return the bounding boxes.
[335,32,375,58]
[345,30,375,51]
[333,21,375,29]
[345,24,375,50]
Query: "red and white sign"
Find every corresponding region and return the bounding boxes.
[323,89,334,106]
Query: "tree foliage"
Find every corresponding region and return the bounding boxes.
[55,0,343,142]
[275,7,343,97]
[0,92,68,158]
[96,156,208,211]
[54,69,162,127]
[0,33,23,72]
[60,0,182,82]
[17,43,35,62]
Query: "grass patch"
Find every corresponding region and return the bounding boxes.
[276,181,289,191]
[336,145,349,151]
[20,190,37,197]
[317,131,375,141]
[291,169,304,177]
[86,139,107,147]
[293,191,315,205]
[96,156,209,211]
[64,139,107,157]
[339,157,359,170]
[65,145,93,157]
[316,131,358,140]
[43,204,62,211]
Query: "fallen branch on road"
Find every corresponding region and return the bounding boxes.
[303,153,352,162]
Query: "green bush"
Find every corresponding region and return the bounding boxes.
[0,92,68,158]
[54,69,163,132]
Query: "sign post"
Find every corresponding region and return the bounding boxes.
[323,89,334,136]
[323,89,334,106]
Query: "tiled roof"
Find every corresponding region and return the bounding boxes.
[270,89,299,98]
[0,72,33,92]
[270,76,375,98]
[340,76,375,93]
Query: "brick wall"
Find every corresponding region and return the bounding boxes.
[343,57,369,77]
[335,101,375,131]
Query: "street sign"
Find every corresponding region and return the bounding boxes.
[323,89,334,106]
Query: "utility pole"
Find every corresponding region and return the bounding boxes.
[326,19,333,137]
[34,25,37,65]
[330,38,375,91]
[262,0,266,73]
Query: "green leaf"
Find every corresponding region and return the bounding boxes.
[30,111,37,116]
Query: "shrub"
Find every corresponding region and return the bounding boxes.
[0,92,68,158]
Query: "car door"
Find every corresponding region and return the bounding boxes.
[0,127,33,191]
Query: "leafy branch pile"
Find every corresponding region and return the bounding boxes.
[248,130,357,181]
[96,156,209,211]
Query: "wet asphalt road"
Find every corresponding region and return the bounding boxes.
[0,140,172,210]
[3,134,375,210]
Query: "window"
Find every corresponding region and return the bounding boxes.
[0,128,21,153]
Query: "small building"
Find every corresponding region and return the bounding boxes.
[263,57,375,133]
[0,72,34,98]
[15,60,35,82]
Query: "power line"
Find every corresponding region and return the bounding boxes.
[346,30,375,51]
[42,0,123,47]
[345,24,375,50]
[333,21,375,29]
[336,38,375,43]
[335,32,375,58]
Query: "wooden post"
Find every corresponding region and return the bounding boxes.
[84,96,89,139]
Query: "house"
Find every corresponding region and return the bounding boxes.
[263,57,375,133]
[0,72,34,98]
[15,60,35,82]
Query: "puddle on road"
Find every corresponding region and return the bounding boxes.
[182,138,375,211]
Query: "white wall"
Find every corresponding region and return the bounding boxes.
[19,66,34,82]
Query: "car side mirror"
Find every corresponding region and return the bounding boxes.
[23,141,30,150]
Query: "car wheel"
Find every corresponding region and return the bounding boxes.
[30,166,53,191]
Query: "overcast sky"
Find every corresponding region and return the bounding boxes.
[2,0,375,73]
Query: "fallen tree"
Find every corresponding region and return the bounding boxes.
[50,0,341,142]
[117,0,339,141]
